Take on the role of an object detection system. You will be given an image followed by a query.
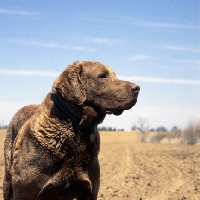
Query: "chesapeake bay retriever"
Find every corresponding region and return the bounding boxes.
[3,61,140,200]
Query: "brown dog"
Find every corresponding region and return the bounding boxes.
[3,61,140,200]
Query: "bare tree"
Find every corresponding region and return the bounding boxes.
[0,120,5,129]
[132,118,150,132]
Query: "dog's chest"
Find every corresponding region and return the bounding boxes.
[62,128,100,164]
[32,115,100,162]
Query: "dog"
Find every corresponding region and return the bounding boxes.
[3,61,140,200]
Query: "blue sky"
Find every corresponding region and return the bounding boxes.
[0,0,200,130]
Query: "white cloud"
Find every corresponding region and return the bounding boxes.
[127,18,200,30]
[88,17,200,30]
[86,36,116,44]
[141,22,200,30]
[73,46,98,52]
[131,54,150,61]
[0,69,59,77]
[9,39,98,52]
[119,76,200,85]
[191,60,200,65]
[163,45,200,53]
[1,69,199,85]
[10,39,69,49]
[0,8,35,16]
[92,38,114,44]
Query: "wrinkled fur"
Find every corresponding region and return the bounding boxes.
[3,61,139,200]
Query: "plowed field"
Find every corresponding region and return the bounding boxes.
[0,130,199,200]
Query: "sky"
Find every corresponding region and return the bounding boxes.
[0,0,200,131]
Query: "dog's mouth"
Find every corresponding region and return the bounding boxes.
[105,99,137,116]
[105,109,123,116]
[84,97,138,117]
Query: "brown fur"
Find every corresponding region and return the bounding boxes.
[3,61,140,200]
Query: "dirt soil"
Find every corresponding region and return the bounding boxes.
[0,129,200,200]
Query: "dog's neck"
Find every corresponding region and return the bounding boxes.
[50,91,105,129]
[31,92,104,159]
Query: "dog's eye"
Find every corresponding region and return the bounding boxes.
[98,74,107,79]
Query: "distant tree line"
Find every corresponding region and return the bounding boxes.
[149,126,168,132]
[0,120,8,129]
[131,118,181,133]
[98,126,124,131]
[0,125,8,129]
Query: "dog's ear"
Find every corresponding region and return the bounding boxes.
[52,61,86,105]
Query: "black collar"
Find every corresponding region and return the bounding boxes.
[51,92,96,129]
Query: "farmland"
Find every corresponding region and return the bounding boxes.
[0,129,200,200]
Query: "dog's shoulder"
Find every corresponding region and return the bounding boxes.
[4,104,40,185]
[8,104,39,134]
[5,104,39,151]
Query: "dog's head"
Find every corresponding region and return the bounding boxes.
[52,61,140,117]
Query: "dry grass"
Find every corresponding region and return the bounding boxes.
[140,121,200,145]
[182,121,200,144]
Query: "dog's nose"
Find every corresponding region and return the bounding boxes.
[131,84,140,92]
